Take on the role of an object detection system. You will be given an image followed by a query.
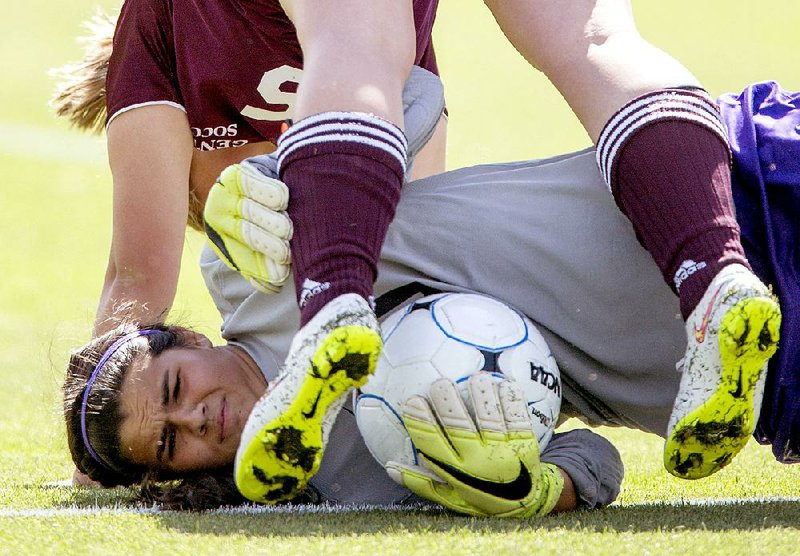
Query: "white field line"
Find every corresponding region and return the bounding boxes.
[2,497,799,518]
[0,121,106,165]
[627,496,800,507]
[0,502,435,518]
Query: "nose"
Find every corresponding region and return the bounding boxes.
[170,402,208,437]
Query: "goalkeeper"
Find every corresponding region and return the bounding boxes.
[69,70,800,517]
[66,68,624,516]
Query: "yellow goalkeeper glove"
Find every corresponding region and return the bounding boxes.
[385,375,563,518]
[203,161,293,293]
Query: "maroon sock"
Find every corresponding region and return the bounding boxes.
[596,89,749,319]
[277,112,407,325]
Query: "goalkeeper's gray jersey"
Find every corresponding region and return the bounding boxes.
[200,148,676,505]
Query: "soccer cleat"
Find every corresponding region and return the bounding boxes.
[234,293,382,503]
[665,264,781,479]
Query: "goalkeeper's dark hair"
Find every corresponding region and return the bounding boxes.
[62,312,253,510]
[63,305,318,511]
[64,317,184,486]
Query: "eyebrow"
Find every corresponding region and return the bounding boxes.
[162,371,169,407]
[173,371,180,403]
[167,429,176,461]
[156,371,169,463]
[156,430,167,463]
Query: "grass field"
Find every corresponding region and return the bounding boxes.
[1,0,798,554]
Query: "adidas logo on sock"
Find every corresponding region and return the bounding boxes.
[674,259,708,290]
[299,278,331,307]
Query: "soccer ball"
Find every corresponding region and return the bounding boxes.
[355,292,561,468]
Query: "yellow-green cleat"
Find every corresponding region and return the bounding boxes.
[665,264,781,479]
[234,293,382,503]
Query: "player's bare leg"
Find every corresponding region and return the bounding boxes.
[484,0,781,477]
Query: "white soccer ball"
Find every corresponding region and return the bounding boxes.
[355,292,561,468]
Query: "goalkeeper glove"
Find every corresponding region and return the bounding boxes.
[385,375,564,518]
[203,161,293,293]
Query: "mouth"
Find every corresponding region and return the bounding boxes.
[218,396,227,443]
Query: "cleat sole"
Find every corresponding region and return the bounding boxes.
[236,324,381,502]
[665,296,781,479]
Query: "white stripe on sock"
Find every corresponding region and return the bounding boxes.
[278,111,406,147]
[598,100,724,173]
[278,121,407,163]
[276,113,408,174]
[597,90,717,151]
[596,94,726,187]
[278,133,407,174]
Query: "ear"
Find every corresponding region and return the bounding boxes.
[174,328,213,348]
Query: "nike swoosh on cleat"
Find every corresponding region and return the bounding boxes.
[694,285,724,343]
[731,370,744,398]
[302,390,322,419]
[423,453,533,500]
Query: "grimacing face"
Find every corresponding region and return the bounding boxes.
[117,340,267,473]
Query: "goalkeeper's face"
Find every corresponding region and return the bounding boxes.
[116,342,267,473]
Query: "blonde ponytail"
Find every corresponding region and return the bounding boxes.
[50,9,118,134]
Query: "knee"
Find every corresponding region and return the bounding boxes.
[485,0,640,76]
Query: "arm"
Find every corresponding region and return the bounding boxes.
[409,113,447,181]
[95,105,193,335]
[552,470,578,513]
[541,428,623,510]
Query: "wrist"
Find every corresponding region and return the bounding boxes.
[551,467,577,513]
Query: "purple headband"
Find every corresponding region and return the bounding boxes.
[80,329,160,471]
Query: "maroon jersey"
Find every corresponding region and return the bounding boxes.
[106,0,440,150]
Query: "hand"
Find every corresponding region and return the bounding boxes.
[203,160,293,293]
[385,375,564,518]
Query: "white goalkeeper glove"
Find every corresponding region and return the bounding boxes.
[203,160,293,293]
[385,375,564,518]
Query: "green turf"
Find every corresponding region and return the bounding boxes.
[2,0,799,554]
